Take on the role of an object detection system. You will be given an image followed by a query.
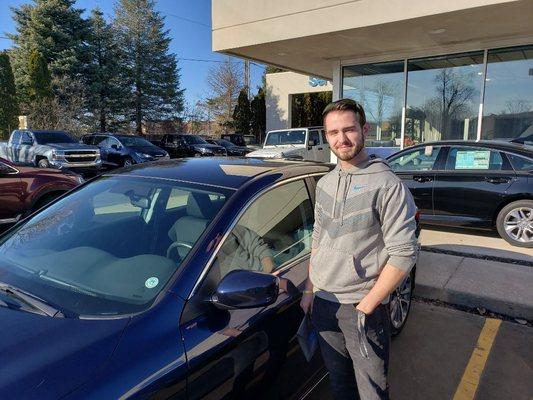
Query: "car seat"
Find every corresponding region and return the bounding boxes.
[167,192,216,262]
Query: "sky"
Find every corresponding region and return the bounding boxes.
[0,0,266,109]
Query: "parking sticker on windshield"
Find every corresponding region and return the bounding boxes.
[455,150,490,169]
[145,277,159,289]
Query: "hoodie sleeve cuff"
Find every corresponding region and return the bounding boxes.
[388,255,417,273]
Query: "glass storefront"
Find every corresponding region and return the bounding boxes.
[406,52,484,145]
[341,44,533,147]
[343,61,404,147]
[482,46,533,140]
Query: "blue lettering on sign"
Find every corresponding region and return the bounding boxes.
[309,77,328,87]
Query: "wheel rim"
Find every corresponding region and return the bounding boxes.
[390,275,412,329]
[124,159,133,166]
[503,207,533,244]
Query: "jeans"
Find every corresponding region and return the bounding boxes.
[311,296,391,400]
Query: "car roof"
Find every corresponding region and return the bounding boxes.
[268,127,322,133]
[399,140,532,158]
[105,157,333,190]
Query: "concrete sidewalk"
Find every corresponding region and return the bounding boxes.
[414,250,533,320]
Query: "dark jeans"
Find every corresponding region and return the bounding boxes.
[311,296,391,400]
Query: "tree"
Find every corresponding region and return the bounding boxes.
[250,88,266,141]
[0,52,20,139]
[8,0,89,103]
[114,0,185,134]
[206,57,243,133]
[233,89,251,134]
[28,50,52,101]
[85,9,128,132]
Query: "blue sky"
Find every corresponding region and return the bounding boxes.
[0,0,266,109]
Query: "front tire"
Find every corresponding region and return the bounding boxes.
[37,158,50,168]
[390,268,415,336]
[496,200,533,248]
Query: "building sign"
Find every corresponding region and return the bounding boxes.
[309,77,328,87]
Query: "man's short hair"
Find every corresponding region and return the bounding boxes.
[322,98,366,128]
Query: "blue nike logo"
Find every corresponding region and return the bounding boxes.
[353,184,366,191]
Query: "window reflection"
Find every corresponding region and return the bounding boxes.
[406,52,483,144]
[343,61,404,147]
[482,45,533,140]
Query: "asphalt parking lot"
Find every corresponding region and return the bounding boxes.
[306,300,533,400]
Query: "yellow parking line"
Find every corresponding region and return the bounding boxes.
[452,318,502,400]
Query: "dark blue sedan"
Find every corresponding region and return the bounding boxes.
[0,158,415,399]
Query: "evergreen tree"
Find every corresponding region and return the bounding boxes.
[9,0,89,103]
[85,8,127,132]
[250,88,266,141]
[232,89,251,134]
[0,52,20,139]
[114,0,184,134]
[28,50,52,101]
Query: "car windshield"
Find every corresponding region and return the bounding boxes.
[118,136,156,147]
[33,131,76,144]
[182,135,208,145]
[265,130,306,146]
[0,176,231,317]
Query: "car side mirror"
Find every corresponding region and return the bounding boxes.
[210,270,279,310]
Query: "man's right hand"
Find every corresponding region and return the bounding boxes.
[300,292,314,314]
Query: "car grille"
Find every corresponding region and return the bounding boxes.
[64,151,99,163]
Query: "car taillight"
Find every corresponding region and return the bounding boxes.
[415,210,421,222]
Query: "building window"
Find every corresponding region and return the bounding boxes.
[482,45,533,140]
[406,51,484,145]
[342,61,405,147]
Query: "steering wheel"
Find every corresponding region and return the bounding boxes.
[166,241,193,260]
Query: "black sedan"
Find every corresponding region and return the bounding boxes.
[0,158,416,399]
[160,134,227,158]
[206,138,252,156]
[387,140,533,248]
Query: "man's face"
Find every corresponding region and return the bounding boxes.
[324,110,368,162]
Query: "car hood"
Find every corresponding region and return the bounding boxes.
[0,307,129,399]
[45,143,99,151]
[192,144,225,152]
[129,146,167,156]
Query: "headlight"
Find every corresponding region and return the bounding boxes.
[136,152,153,159]
[198,147,211,154]
[51,150,66,161]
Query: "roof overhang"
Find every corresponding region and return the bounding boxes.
[212,0,533,79]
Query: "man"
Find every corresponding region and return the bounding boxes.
[300,99,419,400]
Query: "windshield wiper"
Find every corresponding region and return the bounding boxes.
[0,283,65,318]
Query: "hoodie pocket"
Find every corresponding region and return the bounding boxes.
[353,246,380,281]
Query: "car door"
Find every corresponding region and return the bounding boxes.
[319,129,331,162]
[181,178,323,400]
[106,137,124,166]
[307,130,325,162]
[388,145,444,217]
[0,161,23,224]
[19,131,35,164]
[433,145,516,228]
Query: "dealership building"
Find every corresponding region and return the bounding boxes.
[212,0,533,149]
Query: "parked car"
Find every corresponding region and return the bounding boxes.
[246,127,331,162]
[205,138,252,156]
[0,157,417,399]
[0,129,101,174]
[0,156,82,229]
[160,133,227,158]
[81,133,169,168]
[387,140,533,247]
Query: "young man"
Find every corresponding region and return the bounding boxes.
[300,99,419,400]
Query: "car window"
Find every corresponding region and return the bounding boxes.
[81,136,93,145]
[389,146,442,172]
[320,129,327,145]
[21,131,33,144]
[309,130,320,146]
[445,147,503,171]
[0,177,231,316]
[209,179,314,282]
[507,154,533,172]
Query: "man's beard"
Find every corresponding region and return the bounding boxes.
[331,137,364,161]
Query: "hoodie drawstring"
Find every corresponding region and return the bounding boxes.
[340,174,352,226]
[332,172,341,218]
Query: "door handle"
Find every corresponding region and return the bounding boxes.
[413,176,433,183]
[484,177,511,184]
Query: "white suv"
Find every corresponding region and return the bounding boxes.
[246,127,331,162]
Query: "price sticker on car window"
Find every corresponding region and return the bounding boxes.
[455,150,490,169]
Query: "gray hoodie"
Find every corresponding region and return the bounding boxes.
[310,156,419,304]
